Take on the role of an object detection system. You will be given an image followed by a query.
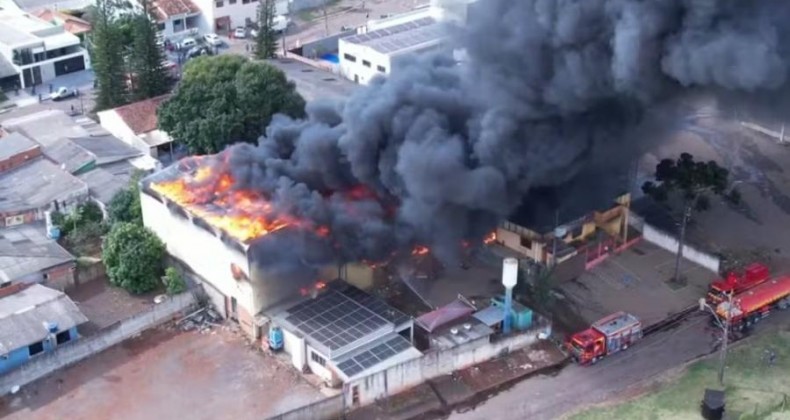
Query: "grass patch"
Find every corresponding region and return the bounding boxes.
[571,330,790,420]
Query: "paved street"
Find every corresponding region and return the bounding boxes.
[447,310,790,420]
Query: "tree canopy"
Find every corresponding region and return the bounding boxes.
[107,174,143,225]
[130,0,170,100]
[103,223,165,294]
[256,0,279,59]
[642,152,738,211]
[91,0,128,111]
[158,55,306,154]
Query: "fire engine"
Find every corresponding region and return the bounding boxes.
[715,275,790,329]
[566,312,643,365]
[706,262,770,305]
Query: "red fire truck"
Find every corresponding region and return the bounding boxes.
[706,262,770,305]
[715,275,790,329]
[566,312,643,365]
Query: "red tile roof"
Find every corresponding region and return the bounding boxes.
[33,9,92,35]
[113,95,171,135]
[150,0,202,22]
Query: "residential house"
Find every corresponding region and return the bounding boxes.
[97,95,174,159]
[149,0,201,41]
[0,0,90,90]
[191,0,260,34]
[32,8,91,41]
[0,283,87,375]
[11,0,93,12]
[0,131,88,228]
[0,222,76,288]
[1,110,159,217]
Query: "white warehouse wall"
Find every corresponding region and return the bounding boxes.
[140,191,260,315]
[337,40,390,85]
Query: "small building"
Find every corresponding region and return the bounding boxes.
[425,317,494,352]
[0,222,76,288]
[414,298,476,350]
[0,156,89,228]
[495,193,635,273]
[190,0,265,35]
[148,0,202,41]
[338,12,445,85]
[272,281,420,386]
[0,0,90,90]
[0,283,88,375]
[97,95,174,159]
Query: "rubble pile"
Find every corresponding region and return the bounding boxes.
[177,307,223,333]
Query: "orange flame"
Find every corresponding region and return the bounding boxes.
[412,245,430,256]
[150,158,303,243]
[483,231,497,245]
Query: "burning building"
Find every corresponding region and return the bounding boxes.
[140,155,376,338]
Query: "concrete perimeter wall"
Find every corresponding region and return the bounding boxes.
[342,321,551,408]
[266,394,345,420]
[629,210,720,274]
[0,292,197,396]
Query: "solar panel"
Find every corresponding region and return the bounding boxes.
[345,17,443,55]
[335,334,414,378]
[285,289,390,351]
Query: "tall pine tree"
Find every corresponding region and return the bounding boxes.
[92,0,128,111]
[255,0,279,59]
[130,0,169,100]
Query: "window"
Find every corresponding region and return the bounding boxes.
[362,60,371,68]
[157,22,165,31]
[310,351,326,366]
[230,0,237,4]
[215,0,223,7]
[343,53,356,63]
[520,236,532,249]
[242,0,251,3]
[29,341,44,356]
[377,65,386,72]
[56,330,71,345]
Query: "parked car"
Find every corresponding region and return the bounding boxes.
[178,37,197,49]
[186,46,212,60]
[233,27,247,39]
[51,86,76,101]
[203,33,221,46]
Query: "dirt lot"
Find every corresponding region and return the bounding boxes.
[0,327,323,420]
[67,279,157,335]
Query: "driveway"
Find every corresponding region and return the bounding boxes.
[0,326,324,420]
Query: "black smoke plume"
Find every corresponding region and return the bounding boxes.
[210,0,790,275]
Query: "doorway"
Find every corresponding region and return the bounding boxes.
[230,296,238,321]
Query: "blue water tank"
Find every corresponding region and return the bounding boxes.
[268,326,284,351]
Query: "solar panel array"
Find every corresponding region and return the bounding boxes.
[338,284,411,326]
[335,335,413,378]
[345,17,443,54]
[285,290,389,352]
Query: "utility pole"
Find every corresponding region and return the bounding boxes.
[699,293,733,386]
[718,292,733,385]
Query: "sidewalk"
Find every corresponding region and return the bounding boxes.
[347,340,568,420]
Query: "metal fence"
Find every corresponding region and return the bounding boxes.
[0,291,197,396]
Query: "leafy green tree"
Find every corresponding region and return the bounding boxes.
[162,267,187,295]
[158,55,305,154]
[255,0,279,59]
[130,0,169,100]
[108,172,144,225]
[91,0,129,111]
[642,153,740,283]
[103,223,165,293]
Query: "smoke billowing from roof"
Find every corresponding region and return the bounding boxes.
[220,0,789,273]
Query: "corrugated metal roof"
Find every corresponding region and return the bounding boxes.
[0,157,88,213]
[0,284,87,354]
[0,222,75,284]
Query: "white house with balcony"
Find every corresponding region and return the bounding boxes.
[0,0,90,90]
[149,0,202,41]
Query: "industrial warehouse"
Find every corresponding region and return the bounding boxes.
[138,152,555,401]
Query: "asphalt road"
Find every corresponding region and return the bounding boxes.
[448,311,790,420]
